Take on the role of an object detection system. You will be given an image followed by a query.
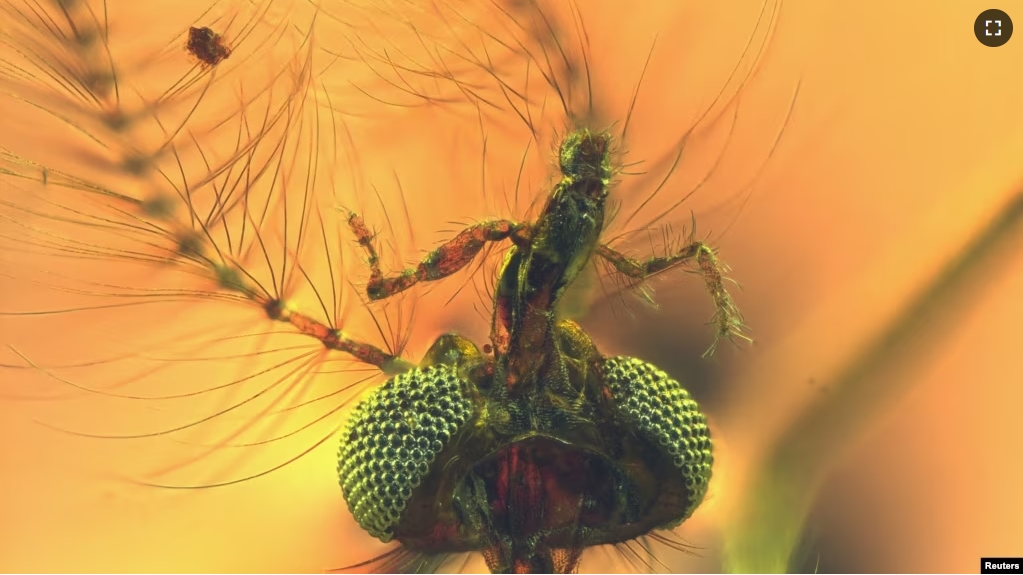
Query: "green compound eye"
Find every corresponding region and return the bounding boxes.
[602,356,714,526]
[336,365,475,542]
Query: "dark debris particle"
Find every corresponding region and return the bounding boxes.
[186,27,231,67]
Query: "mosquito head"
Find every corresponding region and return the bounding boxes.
[558,128,613,192]
[336,332,713,573]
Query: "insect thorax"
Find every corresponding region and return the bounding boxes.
[491,129,614,390]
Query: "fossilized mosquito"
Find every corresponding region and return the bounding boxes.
[333,126,745,573]
[0,0,798,572]
[314,1,793,568]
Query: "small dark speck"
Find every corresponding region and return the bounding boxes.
[187,27,231,67]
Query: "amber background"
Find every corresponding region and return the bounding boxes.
[1,0,1022,573]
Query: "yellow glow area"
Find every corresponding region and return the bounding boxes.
[1,0,1021,572]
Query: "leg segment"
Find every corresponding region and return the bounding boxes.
[596,241,750,356]
[346,211,529,300]
[263,299,414,375]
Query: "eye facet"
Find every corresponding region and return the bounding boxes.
[602,356,714,527]
[336,365,475,542]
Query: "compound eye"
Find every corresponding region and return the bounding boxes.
[602,356,714,524]
[336,365,475,542]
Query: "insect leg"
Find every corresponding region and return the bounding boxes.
[346,211,529,300]
[596,240,750,356]
[260,300,414,376]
